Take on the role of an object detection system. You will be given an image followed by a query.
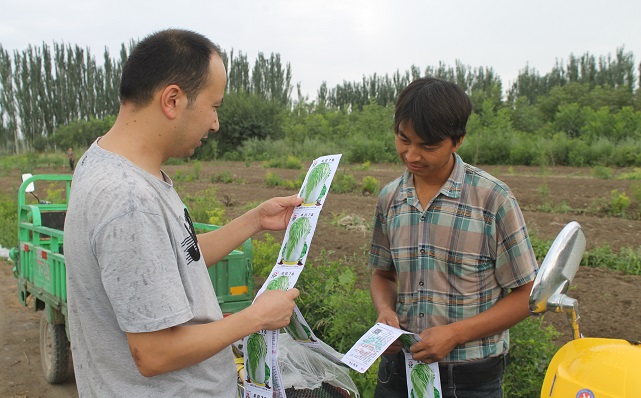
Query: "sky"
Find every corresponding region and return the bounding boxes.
[1,0,640,100]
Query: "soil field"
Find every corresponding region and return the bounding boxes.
[1,160,641,397]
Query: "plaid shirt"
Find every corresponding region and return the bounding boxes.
[369,154,538,362]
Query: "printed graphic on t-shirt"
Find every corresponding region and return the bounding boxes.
[181,208,201,264]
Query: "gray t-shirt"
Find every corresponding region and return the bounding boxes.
[64,140,237,397]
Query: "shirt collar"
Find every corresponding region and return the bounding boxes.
[400,153,464,206]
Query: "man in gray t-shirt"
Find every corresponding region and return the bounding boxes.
[64,29,301,397]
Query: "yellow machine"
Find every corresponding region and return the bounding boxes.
[530,222,641,398]
[542,338,641,397]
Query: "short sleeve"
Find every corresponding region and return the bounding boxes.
[93,211,193,333]
[494,196,538,289]
[369,199,394,271]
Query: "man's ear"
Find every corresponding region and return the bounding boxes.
[160,85,183,119]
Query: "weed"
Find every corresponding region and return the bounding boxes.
[503,318,561,397]
[361,176,380,195]
[263,155,303,170]
[332,172,358,194]
[608,190,631,217]
[179,187,227,225]
[264,172,297,189]
[211,170,234,184]
[617,168,641,180]
[358,161,371,171]
[591,165,613,179]
[536,182,550,200]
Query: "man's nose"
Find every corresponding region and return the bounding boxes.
[211,117,219,133]
[405,145,421,161]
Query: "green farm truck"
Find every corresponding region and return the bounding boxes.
[8,174,254,384]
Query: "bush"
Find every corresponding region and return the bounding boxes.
[584,244,641,275]
[211,170,234,184]
[361,176,380,195]
[251,233,282,279]
[264,171,299,189]
[332,172,359,194]
[178,187,227,225]
[263,155,303,169]
[503,317,561,397]
[291,253,378,394]
[591,165,613,179]
[0,195,17,250]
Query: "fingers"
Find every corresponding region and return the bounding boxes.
[377,311,400,329]
[285,287,300,300]
[289,194,303,206]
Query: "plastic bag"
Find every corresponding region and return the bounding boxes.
[277,333,359,397]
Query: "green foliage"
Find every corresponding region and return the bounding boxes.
[293,257,378,398]
[173,162,202,183]
[331,172,359,194]
[178,187,227,225]
[44,183,66,204]
[630,182,641,203]
[264,171,299,189]
[617,168,641,180]
[528,235,552,264]
[0,194,17,250]
[536,182,550,200]
[210,170,238,184]
[608,190,631,217]
[532,233,641,276]
[584,244,641,275]
[294,253,377,353]
[361,176,380,195]
[262,155,303,169]
[0,151,74,172]
[349,360,379,398]
[358,161,371,171]
[211,92,286,157]
[503,317,561,397]
[52,116,116,150]
[591,165,613,179]
[536,201,572,214]
[251,233,282,279]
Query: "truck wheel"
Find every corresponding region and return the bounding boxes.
[39,312,71,384]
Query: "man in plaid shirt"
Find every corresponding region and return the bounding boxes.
[370,77,538,398]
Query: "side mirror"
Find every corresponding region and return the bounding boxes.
[529,221,585,315]
[22,173,35,193]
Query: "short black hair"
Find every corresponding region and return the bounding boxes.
[394,77,472,146]
[119,29,222,108]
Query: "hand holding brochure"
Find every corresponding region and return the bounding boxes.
[342,323,442,398]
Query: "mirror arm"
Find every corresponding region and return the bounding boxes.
[562,297,582,340]
[549,294,582,340]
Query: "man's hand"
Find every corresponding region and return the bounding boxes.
[254,195,303,232]
[410,324,459,363]
[249,288,300,330]
[377,309,402,354]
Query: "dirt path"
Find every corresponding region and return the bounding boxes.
[0,261,78,398]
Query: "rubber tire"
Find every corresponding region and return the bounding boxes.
[39,312,71,384]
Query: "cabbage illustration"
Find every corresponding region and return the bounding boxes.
[300,162,331,205]
[399,334,414,350]
[284,312,313,341]
[410,363,435,398]
[280,216,311,265]
[266,275,290,291]
[246,333,269,386]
